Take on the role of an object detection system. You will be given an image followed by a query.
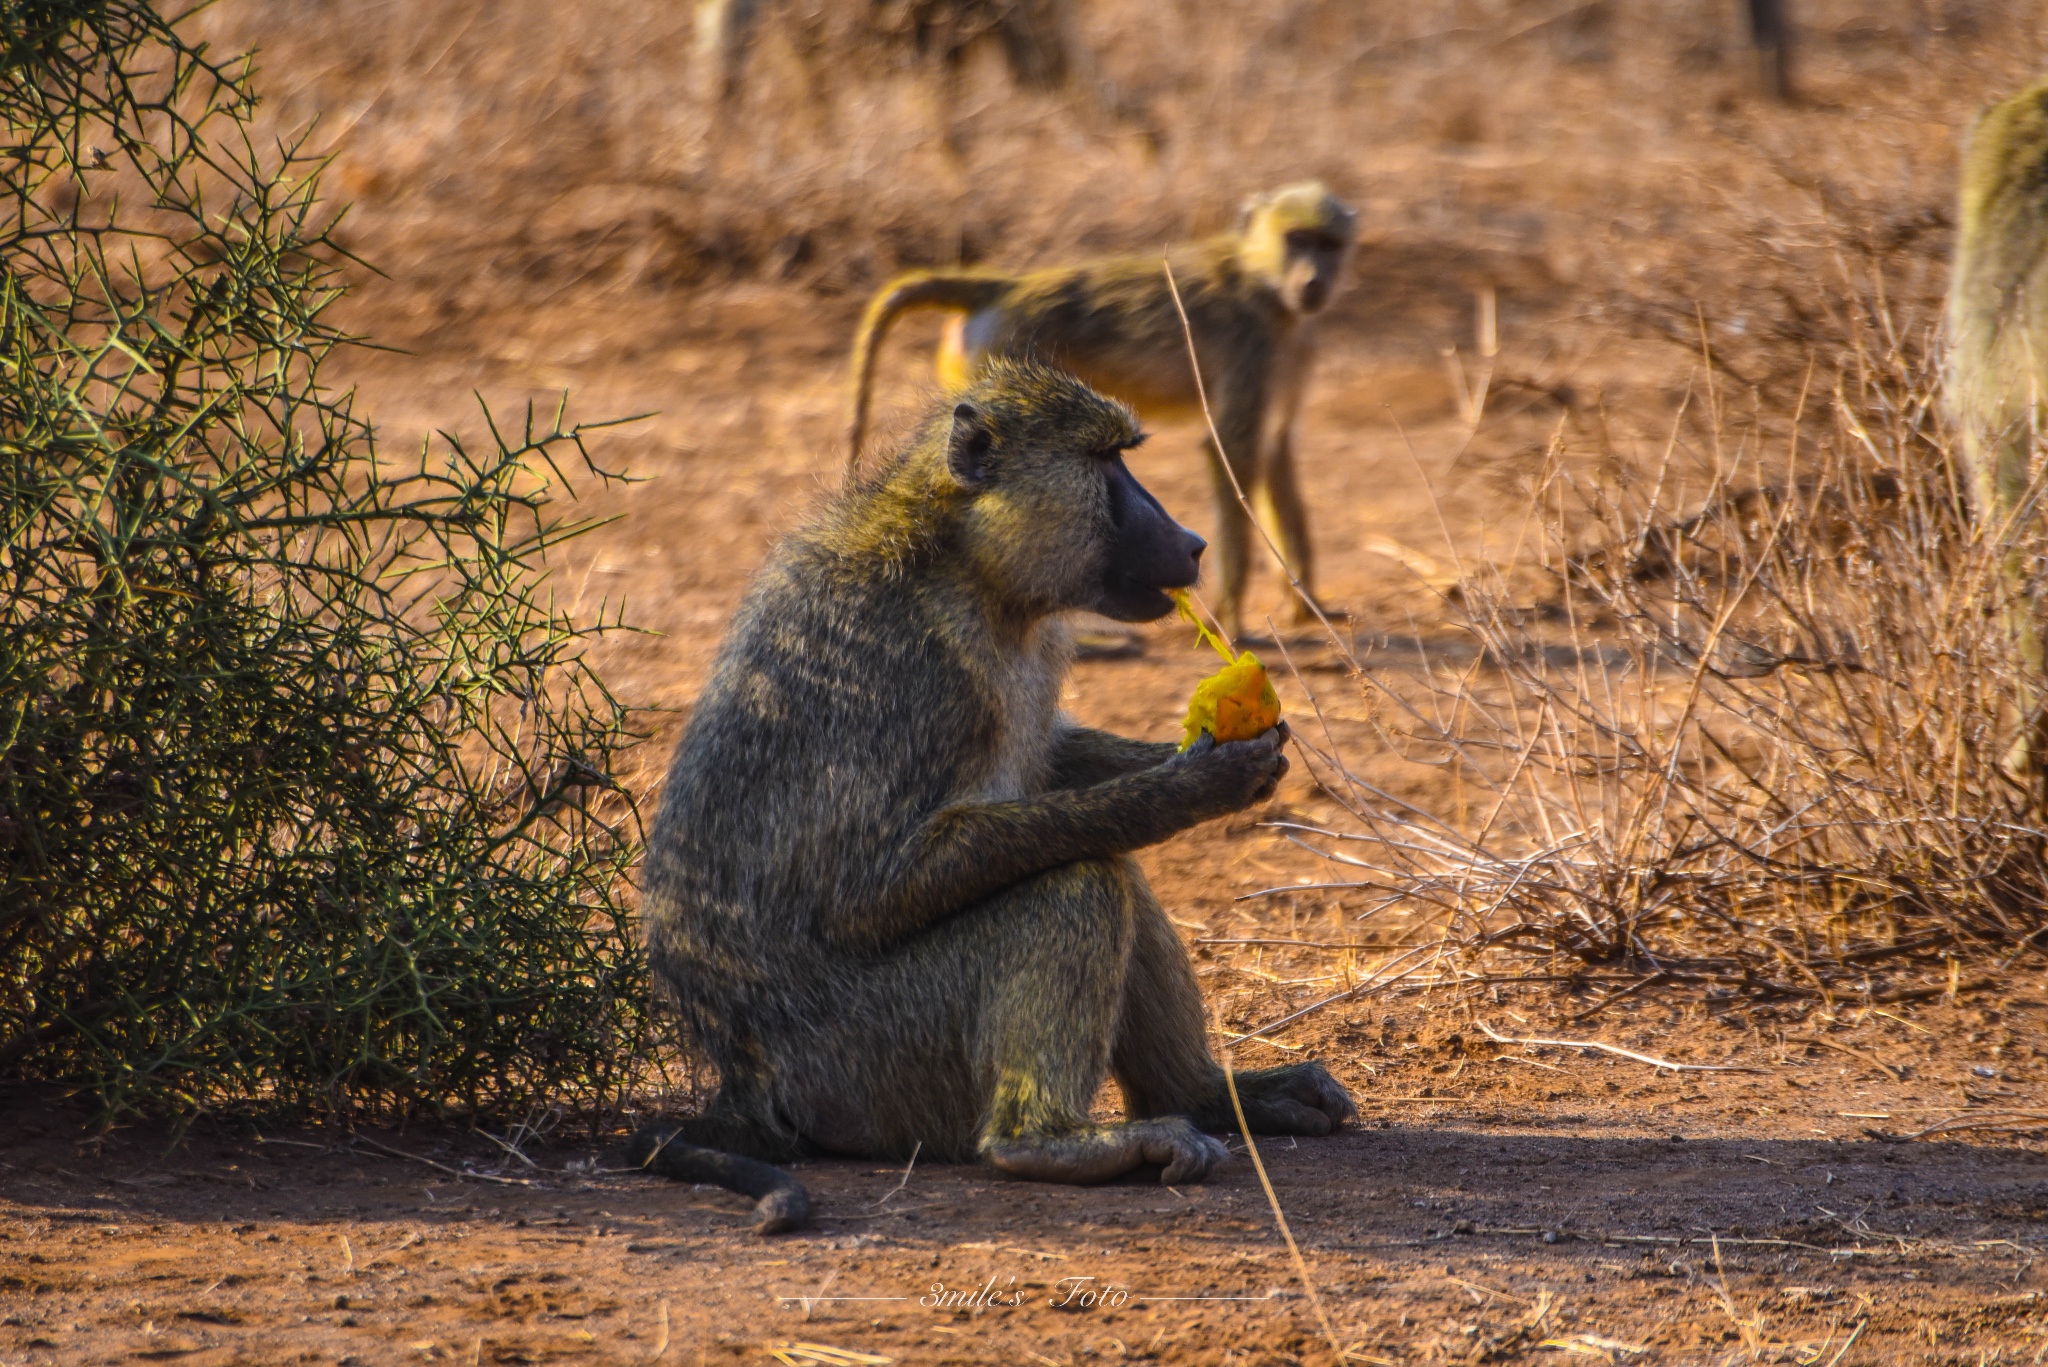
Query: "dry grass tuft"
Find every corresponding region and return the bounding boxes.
[1282,278,2048,1004]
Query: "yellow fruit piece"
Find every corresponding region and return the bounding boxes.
[1171,590,1282,750]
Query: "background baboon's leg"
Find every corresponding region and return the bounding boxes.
[696,0,758,107]
[1257,428,1319,624]
[1745,0,1793,101]
[997,0,1073,90]
[1984,426,2048,798]
[1202,433,1259,638]
[1201,380,1274,638]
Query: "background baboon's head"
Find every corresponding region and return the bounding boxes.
[1237,181,1357,317]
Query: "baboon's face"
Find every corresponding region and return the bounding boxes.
[1280,225,1351,315]
[1089,446,1207,620]
[1243,182,1357,317]
[946,367,1205,622]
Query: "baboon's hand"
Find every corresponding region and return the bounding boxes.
[1161,721,1289,821]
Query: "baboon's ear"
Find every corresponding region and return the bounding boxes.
[1236,190,1268,233]
[947,403,994,487]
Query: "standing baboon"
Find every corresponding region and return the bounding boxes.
[698,0,1128,150]
[1948,74,2048,791]
[846,182,1358,639]
[632,361,1356,1233]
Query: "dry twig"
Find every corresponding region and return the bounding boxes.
[1474,1021,1759,1073]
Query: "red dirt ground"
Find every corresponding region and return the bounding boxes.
[8,2,2048,1362]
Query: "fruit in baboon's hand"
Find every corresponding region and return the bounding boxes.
[1172,590,1280,750]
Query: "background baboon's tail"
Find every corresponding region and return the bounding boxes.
[847,272,1011,476]
[627,1123,812,1234]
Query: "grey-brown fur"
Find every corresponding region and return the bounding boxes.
[846,182,1358,640]
[1948,75,2048,790]
[636,361,1355,1233]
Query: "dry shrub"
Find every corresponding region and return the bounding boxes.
[1286,283,2048,1000]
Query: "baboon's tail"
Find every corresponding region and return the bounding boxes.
[627,1123,811,1235]
[847,272,1011,478]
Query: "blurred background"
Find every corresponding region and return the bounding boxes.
[180,0,2041,723]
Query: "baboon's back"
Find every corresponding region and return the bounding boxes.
[640,537,997,1006]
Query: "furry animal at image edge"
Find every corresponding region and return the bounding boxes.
[632,360,1355,1233]
[1948,73,2048,794]
[847,182,1357,640]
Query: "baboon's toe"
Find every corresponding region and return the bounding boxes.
[1156,1125,1231,1184]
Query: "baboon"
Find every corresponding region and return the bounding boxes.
[697,0,1145,151]
[1948,74,2048,791]
[846,182,1358,640]
[632,360,1356,1233]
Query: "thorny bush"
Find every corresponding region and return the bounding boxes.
[0,0,655,1118]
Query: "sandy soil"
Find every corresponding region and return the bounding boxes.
[8,2,2048,1362]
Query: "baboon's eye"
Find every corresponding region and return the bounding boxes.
[1286,229,1341,255]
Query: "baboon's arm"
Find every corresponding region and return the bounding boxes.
[821,744,1277,951]
[1046,723,1177,789]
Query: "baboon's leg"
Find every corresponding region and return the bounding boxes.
[1258,427,1322,625]
[775,858,1227,1182]
[1202,432,1259,640]
[997,0,1073,89]
[1745,0,1794,101]
[1110,878,1221,1118]
[975,858,1229,1184]
[935,43,970,159]
[1112,880,1359,1138]
[1984,427,2048,799]
[697,0,757,107]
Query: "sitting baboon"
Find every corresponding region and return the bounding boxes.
[632,360,1356,1233]
[846,182,1358,639]
[1947,74,2048,791]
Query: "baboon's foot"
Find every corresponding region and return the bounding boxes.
[1289,594,1346,628]
[1212,1060,1357,1136]
[983,1117,1229,1186]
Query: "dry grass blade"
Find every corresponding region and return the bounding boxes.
[1475,1022,1759,1073]
[648,1300,669,1362]
[349,1135,540,1186]
[1219,1043,1348,1366]
[1883,1113,2048,1141]
[765,1345,892,1367]
[1803,1035,1906,1082]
